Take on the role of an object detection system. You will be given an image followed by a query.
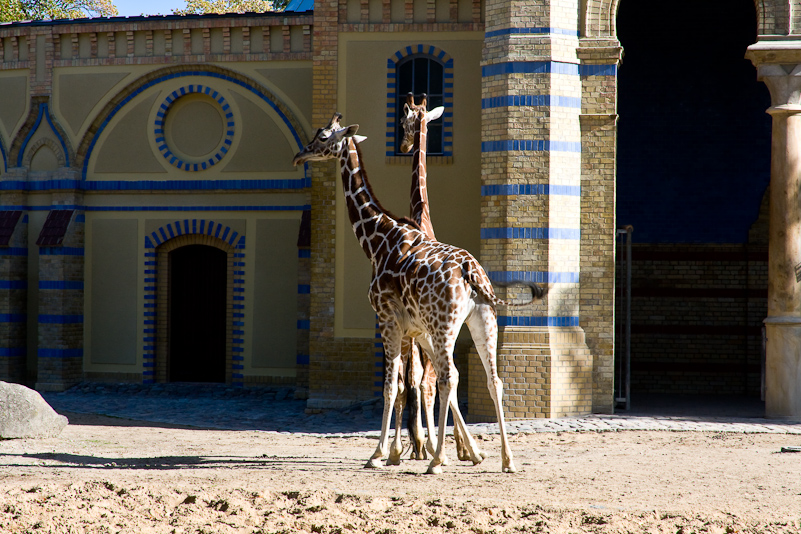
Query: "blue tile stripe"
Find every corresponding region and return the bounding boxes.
[145,220,243,248]
[480,227,580,240]
[83,69,307,181]
[39,314,83,324]
[0,138,6,173]
[0,178,311,192]
[0,248,27,256]
[481,184,581,196]
[298,284,310,294]
[497,316,580,327]
[298,249,311,258]
[38,348,83,358]
[17,103,70,168]
[489,271,579,284]
[0,280,26,289]
[481,140,581,153]
[481,95,581,109]
[485,27,580,38]
[0,204,310,213]
[0,347,25,357]
[38,247,84,256]
[297,320,310,330]
[0,314,26,323]
[297,354,310,365]
[482,62,618,78]
[39,281,83,290]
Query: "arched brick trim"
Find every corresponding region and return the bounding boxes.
[143,220,246,386]
[581,0,774,38]
[76,64,310,178]
[22,137,67,169]
[14,102,73,169]
[385,45,454,160]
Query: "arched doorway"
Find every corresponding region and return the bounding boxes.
[169,244,227,382]
[616,0,771,405]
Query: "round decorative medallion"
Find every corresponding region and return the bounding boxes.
[154,85,234,171]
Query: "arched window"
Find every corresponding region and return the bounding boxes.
[386,45,453,161]
[395,55,444,155]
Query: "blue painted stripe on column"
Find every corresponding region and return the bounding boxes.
[39,314,83,324]
[297,320,310,330]
[39,281,84,290]
[480,227,580,240]
[297,354,310,365]
[38,348,83,358]
[480,184,581,196]
[481,140,581,153]
[0,280,26,289]
[298,249,311,258]
[482,61,579,77]
[298,284,311,294]
[488,271,580,284]
[39,247,84,256]
[485,27,580,38]
[0,314,26,322]
[497,316,580,327]
[481,94,582,109]
[0,248,27,256]
[0,347,25,357]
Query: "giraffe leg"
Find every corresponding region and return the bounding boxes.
[426,359,457,475]
[467,305,516,473]
[406,339,426,460]
[449,399,487,465]
[366,327,402,469]
[387,347,408,466]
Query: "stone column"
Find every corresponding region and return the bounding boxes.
[746,43,801,418]
[473,0,593,420]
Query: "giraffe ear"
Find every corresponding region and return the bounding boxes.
[352,135,367,144]
[426,106,444,121]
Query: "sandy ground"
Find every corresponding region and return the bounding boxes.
[1,413,801,533]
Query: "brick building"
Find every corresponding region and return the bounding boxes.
[1,0,798,418]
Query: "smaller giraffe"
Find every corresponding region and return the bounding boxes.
[293,113,546,474]
[397,92,478,464]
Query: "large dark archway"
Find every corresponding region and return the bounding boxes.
[169,244,227,383]
[616,0,771,401]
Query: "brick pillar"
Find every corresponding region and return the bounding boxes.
[578,39,621,414]
[471,0,592,420]
[0,169,28,385]
[36,176,84,392]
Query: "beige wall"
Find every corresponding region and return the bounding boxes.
[336,33,484,336]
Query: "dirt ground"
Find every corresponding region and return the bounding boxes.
[1,413,800,533]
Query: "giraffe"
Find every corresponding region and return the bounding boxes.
[292,113,546,474]
[397,92,477,463]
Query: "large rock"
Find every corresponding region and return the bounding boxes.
[0,381,68,439]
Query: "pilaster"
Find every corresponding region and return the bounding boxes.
[35,169,84,392]
[473,0,592,420]
[0,169,29,385]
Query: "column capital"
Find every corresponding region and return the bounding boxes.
[746,41,801,107]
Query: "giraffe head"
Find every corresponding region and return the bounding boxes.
[293,112,366,166]
[399,93,444,154]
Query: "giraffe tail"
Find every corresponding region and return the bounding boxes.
[490,279,548,307]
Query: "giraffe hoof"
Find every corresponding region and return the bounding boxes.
[364,458,383,469]
[386,456,402,466]
[471,452,487,466]
[502,463,517,474]
[426,464,443,475]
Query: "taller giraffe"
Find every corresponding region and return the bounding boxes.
[293,113,546,474]
[398,93,476,463]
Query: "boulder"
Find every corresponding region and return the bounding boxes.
[0,381,68,439]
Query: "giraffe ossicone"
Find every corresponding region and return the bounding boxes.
[293,113,546,474]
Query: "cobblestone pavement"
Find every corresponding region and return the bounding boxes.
[41,383,801,437]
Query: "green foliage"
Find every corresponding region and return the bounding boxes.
[172,0,286,15]
[0,0,118,22]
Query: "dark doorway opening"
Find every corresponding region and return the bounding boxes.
[169,245,227,383]
[616,0,771,402]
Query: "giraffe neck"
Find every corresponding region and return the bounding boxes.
[339,138,396,261]
[411,112,436,240]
